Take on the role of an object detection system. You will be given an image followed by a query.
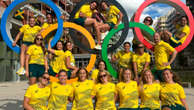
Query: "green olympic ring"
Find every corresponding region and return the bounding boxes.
[102,22,155,78]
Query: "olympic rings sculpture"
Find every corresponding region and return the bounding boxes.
[1,0,193,78]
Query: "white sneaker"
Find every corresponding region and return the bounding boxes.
[16,67,25,75]
[94,44,102,50]
[101,31,109,41]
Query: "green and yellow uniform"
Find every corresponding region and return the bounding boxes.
[25,84,50,110]
[48,82,73,110]
[116,81,139,109]
[132,52,150,75]
[154,40,175,70]
[175,24,190,44]
[139,83,161,109]
[50,50,67,73]
[20,24,41,43]
[27,44,45,77]
[114,51,133,69]
[72,80,94,110]
[91,69,99,81]
[92,82,116,110]
[160,83,186,109]
[64,50,75,71]
[42,22,53,29]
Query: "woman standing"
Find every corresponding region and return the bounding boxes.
[25,35,48,85]
[23,73,50,110]
[48,70,73,110]
[139,70,161,110]
[64,41,78,79]
[116,68,139,110]
[71,68,94,110]
[92,70,117,110]
[91,60,107,82]
[13,17,42,75]
[161,69,189,110]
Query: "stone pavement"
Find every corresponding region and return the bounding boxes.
[0,81,193,110]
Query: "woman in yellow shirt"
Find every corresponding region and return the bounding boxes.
[13,17,41,75]
[116,68,139,110]
[161,69,189,110]
[25,35,48,85]
[64,41,78,79]
[48,70,73,110]
[23,73,50,110]
[139,70,161,110]
[91,60,107,82]
[47,39,66,76]
[112,42,133,81]
[71,68,94,110]
[92,70,117,110]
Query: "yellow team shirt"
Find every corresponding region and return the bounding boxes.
[102,5,120,25]
[92,82,116,110]
[42,22,53,29]
[175,24,190,44]
[72,80,94,110]
[154,41,175,70]
[75,4,93,19]
[50,50,67,73]
[132,52,150,74]
[27,44,45,65]
[116,81,139,108]
[48,82,73,110]
[139,83,161,109]
[91,69,99,81]
[160,83,186,106]
[115,50,133,69]
[25,84,50,110]
[64,50,75,71]
[20,24,41,42]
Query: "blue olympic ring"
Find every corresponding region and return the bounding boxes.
[0,0,63,54]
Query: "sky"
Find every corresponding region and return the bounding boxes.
[116,0,186,42]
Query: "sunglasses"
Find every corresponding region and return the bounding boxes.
[100,74,107,78]
[36,38,43,41]
[145,19,151,21]
[138,46,144,48]
[42,76,50,81]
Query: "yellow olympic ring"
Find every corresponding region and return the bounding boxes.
[41,22,97,73]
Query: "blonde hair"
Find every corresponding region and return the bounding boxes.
[140,69,154,85]
[96,70,112,84]
[120,68,133,82]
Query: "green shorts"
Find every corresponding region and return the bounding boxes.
[23,41,33,46]
[48,66,57,76]
[162,104,186,110]
[139,108,159,110]
[119,108,139,110]
[67,71,72,79]
[29,64,45,78]
[153,69,164,82]
[106,22,115,30]
[73,18,86,26]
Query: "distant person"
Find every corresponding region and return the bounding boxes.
[153,32,177,82]
[161,69,189,110]
[13,17,41,75]
[112,42,133,81]
[25,35,48,85]
[132,43,150,81]
[23,73,50,110]
[139,70,161,110]
[116,69,139,110]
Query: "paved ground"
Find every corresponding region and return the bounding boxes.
[0,81,193,110]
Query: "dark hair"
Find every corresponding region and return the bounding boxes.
[123,42,131,47]
[120,68,133,82]
[58,69,68,77]
[54,40,64,51]
[143,16,153,25]
[162,69,182,85]
[100,0,110,10]
[96,60,107,70]
[29,17,35,21]
[34,35,46,54]
[90,0,99,9]
[76,68,89,81]
[64,41,72,51]
[181,15,188,21]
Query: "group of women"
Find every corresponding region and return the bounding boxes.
[23,66,189,110]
